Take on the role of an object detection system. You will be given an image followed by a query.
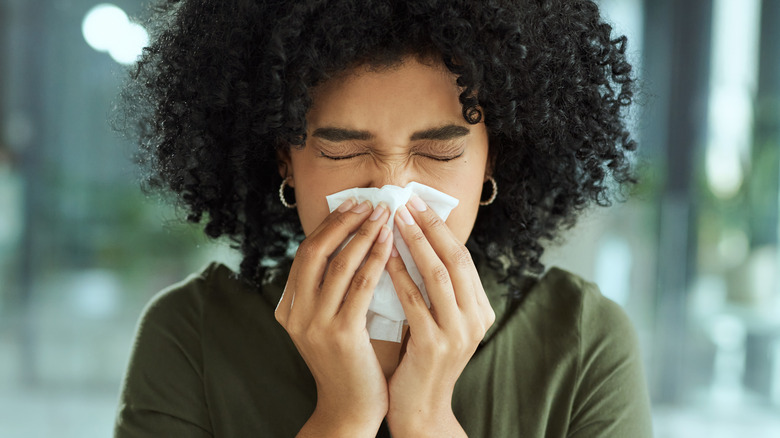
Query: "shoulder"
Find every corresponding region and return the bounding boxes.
[116,263,237,436]
[130,261,257,364]
[511,267,599,333]
[461,267,651,436]
[532,266,600,305]
[136,260,285,350]
[148,262,237,303]
[528,267,652,436]
[533,267,639,356]
[126,263,239,371]
[522,267,632,334]
[485,266,631,374]
[521,266,643,373]
[138,262,235,328]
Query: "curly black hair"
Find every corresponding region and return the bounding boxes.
[119,0,636,294]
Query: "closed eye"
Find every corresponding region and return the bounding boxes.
[410,137,466,162]
[319,151,369,160]
[320,151,464,161]
[414,151,464,162]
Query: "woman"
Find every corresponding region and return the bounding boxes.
[114,0,652,436]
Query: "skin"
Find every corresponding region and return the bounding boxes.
[281,57,489,241]
[275,56,496,437]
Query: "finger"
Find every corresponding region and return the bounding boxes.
[289,198,373,317]
[472,275,492,312]
[274,281,294,325]
[385,247,435,336]
[275,253,306,327]
[340,224,394,326]
[394,205,459,319]
[470,275,496,332]
[305,198,375,247]
[405,195,480,311]
[319,203,391,316]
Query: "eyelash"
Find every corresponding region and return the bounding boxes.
[320,152,366,160]
[320,152,464,162]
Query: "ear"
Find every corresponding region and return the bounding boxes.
[276,147,294,187]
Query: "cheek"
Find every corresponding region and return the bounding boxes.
[295,187,336,236]
[295,198,325,237]
[441,171,486,244]
[446,191,482,243]
[290,169,339,236]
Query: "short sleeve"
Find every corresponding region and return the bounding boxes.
[567,281,653,438]
[114,273,214,438]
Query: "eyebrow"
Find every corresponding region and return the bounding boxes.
[311,124,470,142]
[410,124,470,141]
[311,127,373,142]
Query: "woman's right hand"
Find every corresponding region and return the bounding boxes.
[274,198,393,437]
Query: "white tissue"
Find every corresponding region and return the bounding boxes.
[326,182,459,342]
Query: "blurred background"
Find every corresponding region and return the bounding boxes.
[1,0,778,436]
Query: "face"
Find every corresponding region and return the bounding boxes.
[279,56,491,243]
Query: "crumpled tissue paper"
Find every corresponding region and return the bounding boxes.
[325,182,459,342]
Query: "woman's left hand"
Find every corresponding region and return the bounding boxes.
[385,195,496,437]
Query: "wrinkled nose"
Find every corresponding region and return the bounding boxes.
[367,161,415,189]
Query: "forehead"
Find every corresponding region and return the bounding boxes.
[306,58,465,142]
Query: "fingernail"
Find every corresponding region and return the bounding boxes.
[369,202,387,221]
[351,200,371,214]
[337,198,356,213]
[397,205,415,225]
[391,246,399,257]
[378,225,391,243]
[409,194,427,212]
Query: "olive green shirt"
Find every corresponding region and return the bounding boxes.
[114,259,652,437]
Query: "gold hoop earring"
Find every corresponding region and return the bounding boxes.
[480,176,498,206]
[279,177,296,208]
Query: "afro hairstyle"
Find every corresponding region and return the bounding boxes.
[119,0,637,296]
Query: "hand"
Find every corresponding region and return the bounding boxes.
[385,195,496,437]
[274,199,393,436]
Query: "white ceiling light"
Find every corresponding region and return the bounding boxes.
[82,3,149,65]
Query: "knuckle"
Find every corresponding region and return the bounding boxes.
[331,329,354,351]
[302,325,319,343]
[296,239,319,261]
[306,321,332,342]
[273,307,285,325]
[355,224,374,239]
[401,286,425,305]
[449,246,473,269]
[469,323,486,343]
[431,264,451,285]
[431,337,451,355]
[485,307,497,327]
[451,329,474,352]
[331,212,350,227]
[467,316,489,340]
[368,242,385,259]
[351,272,372,290]
[452,338,468,354]
[410,228,427,243]
[328,256,350,276]
[423,213,444,229]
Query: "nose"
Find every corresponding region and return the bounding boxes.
[366,160,415,188]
